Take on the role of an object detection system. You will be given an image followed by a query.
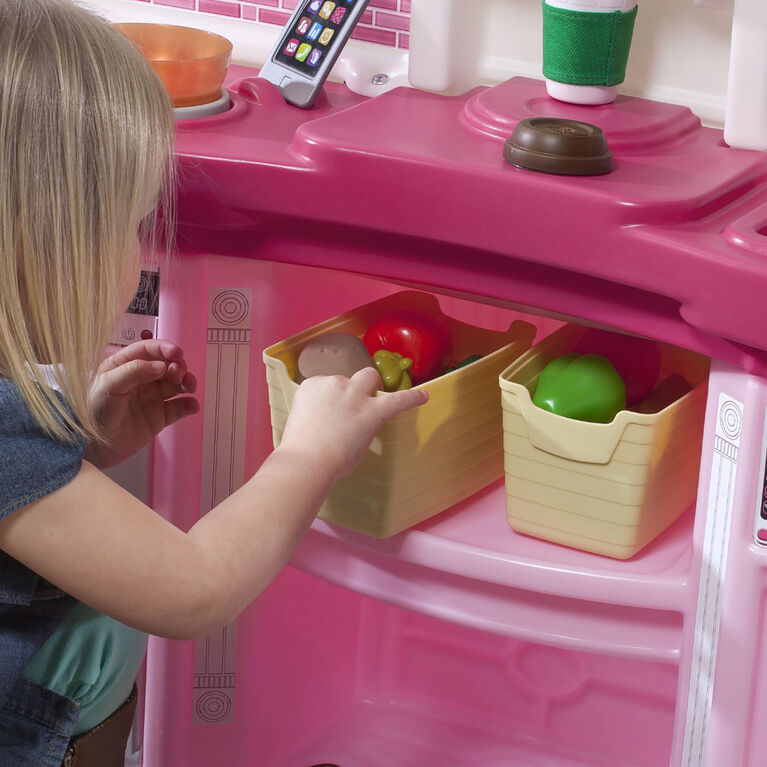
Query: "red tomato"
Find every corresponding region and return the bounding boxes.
[575,328,661,406]
[363,310,452,385]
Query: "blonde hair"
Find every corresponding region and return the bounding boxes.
[0,0,175,442]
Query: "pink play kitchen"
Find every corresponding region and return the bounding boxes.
[104,0,767,765]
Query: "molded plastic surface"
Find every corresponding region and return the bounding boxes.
[176,69,767,376]
[501,324,709,558]
[146,566,679,767]
[263,291,535,536]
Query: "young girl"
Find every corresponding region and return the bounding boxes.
[0,1,428,765]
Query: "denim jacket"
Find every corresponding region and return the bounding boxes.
[0,379,85,766]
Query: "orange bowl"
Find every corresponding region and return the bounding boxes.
[115,23,232,108]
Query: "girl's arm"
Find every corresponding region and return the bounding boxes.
[0,368,427,639]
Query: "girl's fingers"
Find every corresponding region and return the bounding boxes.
[375,387,429,420]
[348,367,429,418]
[349,366,383,397]
[163,396,200,427]
[152,380,186,403]
[163,360,195,387]
[152,371,198,402]
[98,360,198,400]
[99,359,169,396]
[100,339,186,374]
[180,371,197,394]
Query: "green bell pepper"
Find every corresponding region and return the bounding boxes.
[532,353,627,423]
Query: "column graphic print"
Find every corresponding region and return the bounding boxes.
[194,288,252,725]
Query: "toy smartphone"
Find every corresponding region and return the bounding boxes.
[259,0,372,109]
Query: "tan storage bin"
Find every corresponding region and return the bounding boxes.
[264,291,536,537]
[500,324,709,559]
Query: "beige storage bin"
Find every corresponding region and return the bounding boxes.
[499,324,709,559]
[264,291,536,537]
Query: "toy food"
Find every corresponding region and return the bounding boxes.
[444,354,483,374]
[373,350,413,391]
[363,310,452,385]
[533,353,626,423]
[575,327,661,406]
[295,333,375,382]
[629,373,692,414]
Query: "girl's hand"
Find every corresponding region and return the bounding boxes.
[278,367,429,483]
[85,340,200,468]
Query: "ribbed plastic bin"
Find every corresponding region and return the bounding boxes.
[264,291,536,537]
[500,324,709,559]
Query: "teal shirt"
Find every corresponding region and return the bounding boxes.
[22,602,147,735]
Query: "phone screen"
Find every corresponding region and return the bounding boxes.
[273,0,360,76]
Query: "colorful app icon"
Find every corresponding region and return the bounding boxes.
[308,49,323,66]
[296,16,312,34]
[295,43,313,62]
[283,38,300,56]
[308,0,322,11]
[319,1,336,19]
[329,6,346,23]
[319,27,335,45]
[307,22,323,40]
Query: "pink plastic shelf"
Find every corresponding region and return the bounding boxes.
[175,68,767,377]
[293,481,693,662]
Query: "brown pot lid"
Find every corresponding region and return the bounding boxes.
[503,117,612,176]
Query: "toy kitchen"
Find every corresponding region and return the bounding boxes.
[97,0,767,765]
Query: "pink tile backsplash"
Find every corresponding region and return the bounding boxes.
[125,0,411,48]
[372,10,408,31]
[155,0,196,8]
[257,7,291,25]
[198,0,241,17]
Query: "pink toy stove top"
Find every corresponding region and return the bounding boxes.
[175,66,767,376]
